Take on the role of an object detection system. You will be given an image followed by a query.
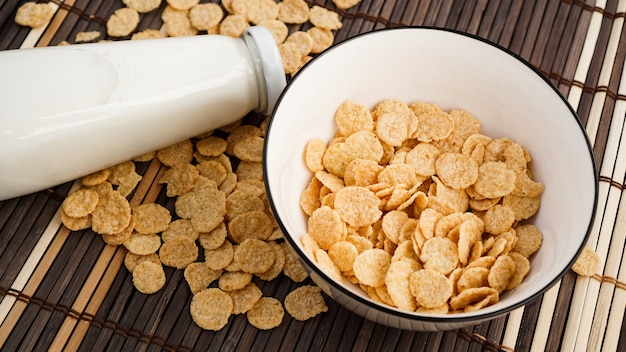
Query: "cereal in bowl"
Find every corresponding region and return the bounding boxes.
[300,99,545,313]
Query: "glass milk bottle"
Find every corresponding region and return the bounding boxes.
[0,26,286,200]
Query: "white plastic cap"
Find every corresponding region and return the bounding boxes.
[242,26,286,115]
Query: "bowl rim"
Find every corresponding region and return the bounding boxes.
[263,25,599,324]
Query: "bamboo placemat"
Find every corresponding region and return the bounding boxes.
[1,0,625,351]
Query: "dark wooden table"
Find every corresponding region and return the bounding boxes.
[1,0,625,351]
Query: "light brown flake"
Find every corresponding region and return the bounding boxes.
[62,188,99,218]
[132,203,171,234]
[190,288,233,330]
[184,262,223,294]
[246,297,284,330]
[284,285,328,321]
[15,2,54,28]
[132,261,166,294]
[107,7,139,37]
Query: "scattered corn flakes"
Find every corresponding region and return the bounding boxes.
[75,31,101,42]
[132,261,166,294]
[219,14,249,37]
[62,188,99,218]
[246,297,284,329]
[228,282,263,314]
[191,288,233,330]
[107,7,140,37]
[15,2,54,28]
[124,252,161,273]
[284,285,328,321]
[307,26,334,54]
[308,5,342,30]
[189,2,223,30]
[184,262,222,294]
[91,190,132,235]
[277,0,309,23]
[571,246,600,277]
[234,238,276,274]
[132,203,172,234]
[123,0,162,13]
[167,0,199,11]
[160,235,198,269]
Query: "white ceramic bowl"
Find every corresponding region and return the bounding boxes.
[263,27,598,331]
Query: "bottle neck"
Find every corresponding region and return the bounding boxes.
[241,27,286,115]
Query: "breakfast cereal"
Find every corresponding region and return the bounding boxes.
[15,2,54,28]
[184,262,223,294]
[299,98,546,314]
[106,7,140,37]
[189,3,223,30]
[228,282,263,314]
[571,246,600,277]
[132,261,167,294]
[159,235,198,268]
[284,285,328,320]
[190,288,233,330]
[246,297,284,329]
[123,0,162,13]
[277,0,309,23]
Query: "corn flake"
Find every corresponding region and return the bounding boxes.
[409,268,452,309]
[335,100,374,137]
[246,297,284,330]
[474,162,516,198]
[132,261,166,294]
[256,241,285,281]
[189,3,223,30]
[307,26,333,54]
[502,194,541,221]
[184,262,222,294]
[159,235,198,269]
[385,261,416,311]
[61,210,92,231]
[124,252,161,273]
[435,153,478,190]
[513,224,543,257]
[15,2,54,28]
[228,210,273,243]
[91,190,132,235]
[353,249,391,287]
[280,242,309,282]
[234,238,276,274]
[132,203,171,234]
[228,282,263,314]
[161,218,198,242]
[413,110,454,142]
[82,169,111,187]
[157,140,194,167]
[204,239,234,270]
[285,30,314,56]
[159,163,199,197]
[488,254,516,292]
[107,7,139,37]
[277,0,309,23]
[62,188,99,218]
[420,237,458,275]
[284,285,328,321]
[308,5,342,30]
[191,288,233,331]
[571,246,600,277]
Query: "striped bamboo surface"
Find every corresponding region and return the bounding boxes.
[0,0,625,351]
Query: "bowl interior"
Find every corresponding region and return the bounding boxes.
[264,27,597,320]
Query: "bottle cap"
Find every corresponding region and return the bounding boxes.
[242,26,286,115]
